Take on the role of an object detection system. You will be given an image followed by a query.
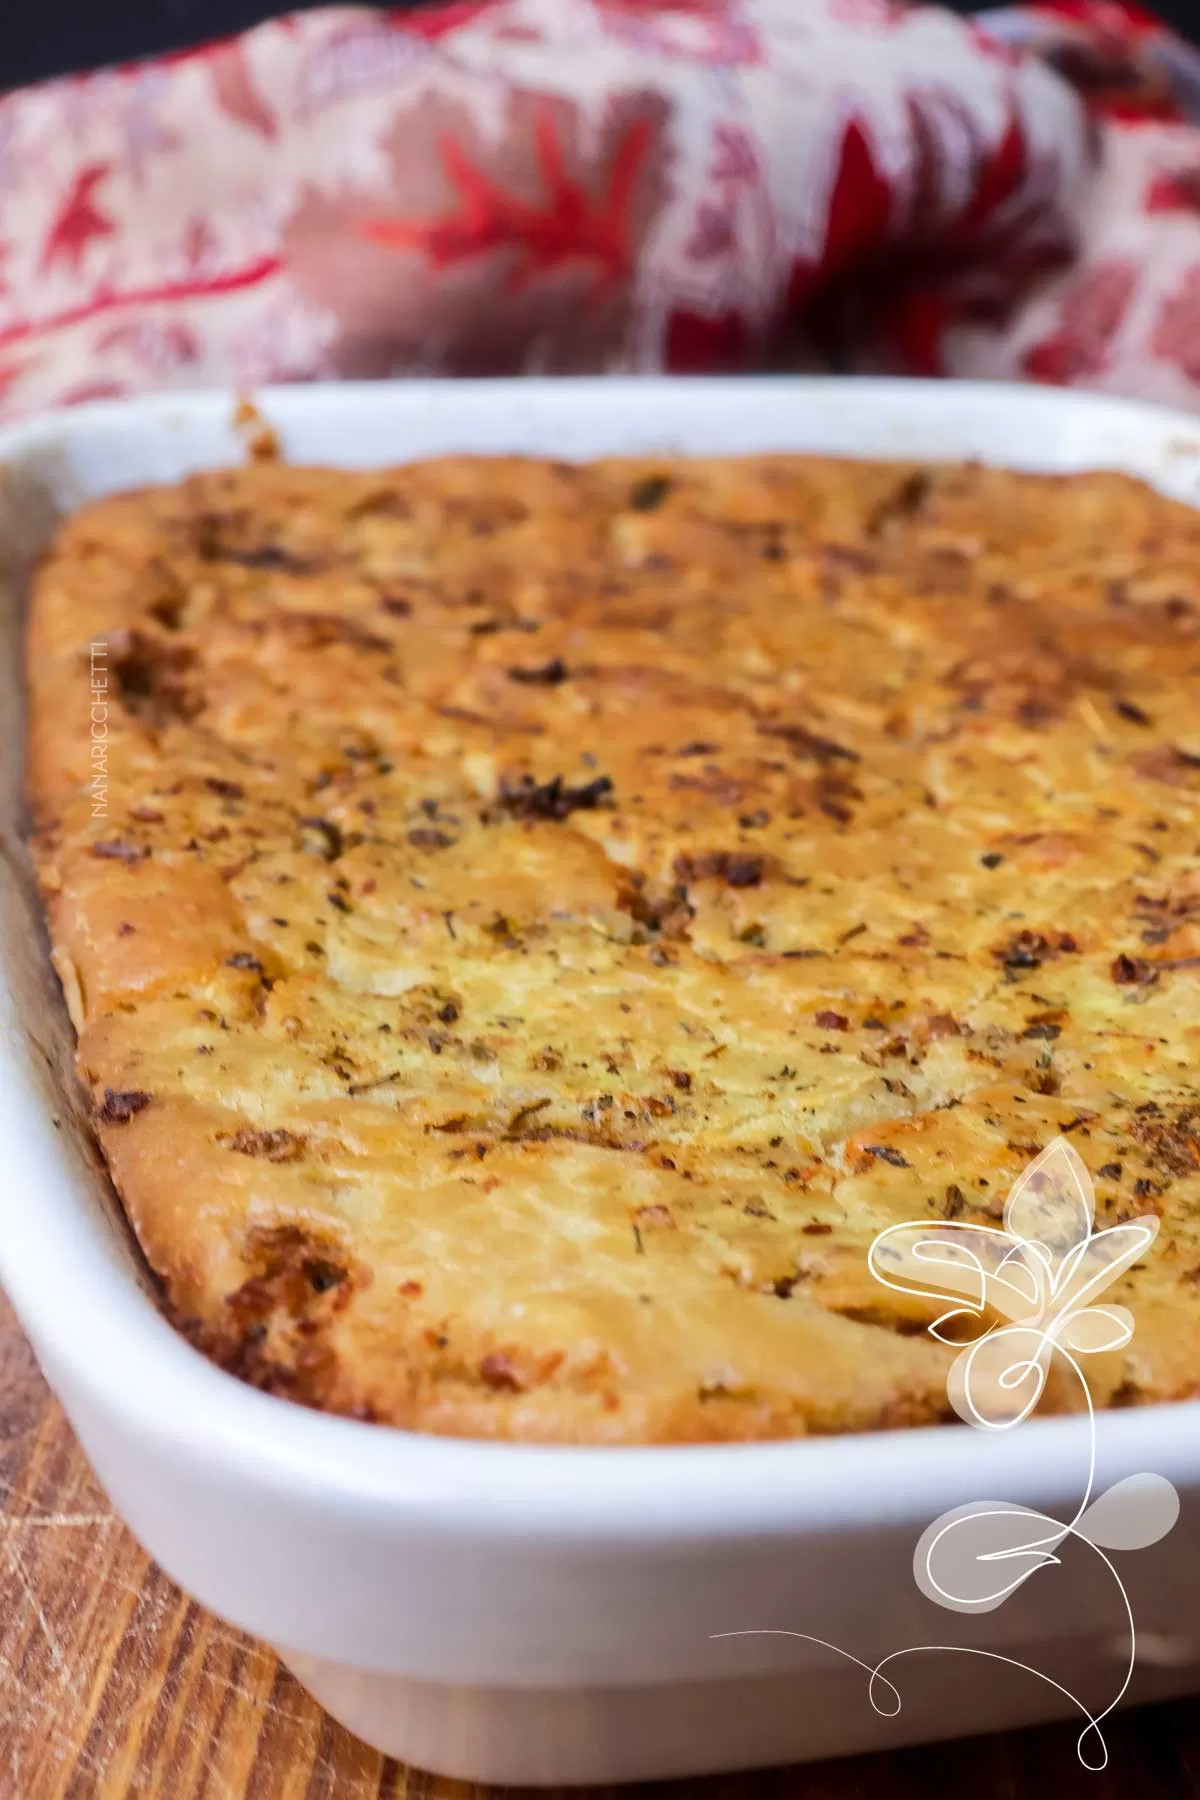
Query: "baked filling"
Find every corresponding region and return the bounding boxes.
[25,452,1200,1440]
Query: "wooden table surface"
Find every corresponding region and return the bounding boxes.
[1,1292,1197,1800]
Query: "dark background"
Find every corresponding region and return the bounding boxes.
[1,0,1195,90]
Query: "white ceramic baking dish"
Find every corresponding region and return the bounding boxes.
[2,378,1200,1786]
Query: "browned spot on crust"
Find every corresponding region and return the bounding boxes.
[225,1128,306,1162]
[1112,953,1158,986]
[493,773,613,821]
[111,630,199,725]
[674,851,765,889]
[98,1088,152,1124]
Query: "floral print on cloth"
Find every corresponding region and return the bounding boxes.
[0,0,1197,416]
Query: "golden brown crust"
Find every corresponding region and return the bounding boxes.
[25,452,1200,1440]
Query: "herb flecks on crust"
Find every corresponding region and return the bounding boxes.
[26,453,1200,1441]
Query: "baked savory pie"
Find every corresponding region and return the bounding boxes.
[25,452,1200,1440]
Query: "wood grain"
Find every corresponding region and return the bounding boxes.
[0,1289,1197,1800]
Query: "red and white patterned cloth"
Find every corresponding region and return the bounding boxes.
[0,0,1198,418]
